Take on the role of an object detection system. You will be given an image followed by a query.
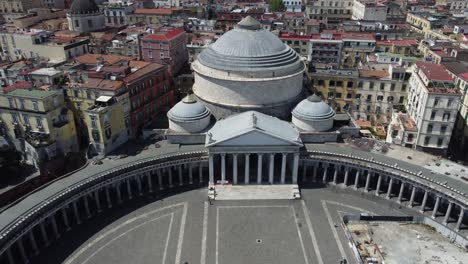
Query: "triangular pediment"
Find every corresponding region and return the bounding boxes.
[207,129,302,147]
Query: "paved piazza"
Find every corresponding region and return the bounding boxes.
[33,186,415,264]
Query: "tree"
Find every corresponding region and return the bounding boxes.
[0,144,22,177]
[268,0,286,12]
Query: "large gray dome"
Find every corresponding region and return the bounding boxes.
[197,16,301,71]
[69,0,101,15]
[293,94,336,121]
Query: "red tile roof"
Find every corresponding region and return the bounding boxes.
[342,33,375,41]
[123,63,166,83]
[376,39,418,46]
[415,61,453,82]
[278,32,313,40]
[460,72,468,81]
[133,8,182,15]
[75,54,133,65]
[142,28,185,41]
[75,78,124,91]
[2,81,32,93]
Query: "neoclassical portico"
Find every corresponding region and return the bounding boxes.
[205,111,302,186]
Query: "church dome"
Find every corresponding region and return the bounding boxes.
[69,0,101,15]
[292,94,335,132]
[197,16,301,72]
[168,94,211,133]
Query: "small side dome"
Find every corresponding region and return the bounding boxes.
[168,94,211,133]
[292,94,335,132]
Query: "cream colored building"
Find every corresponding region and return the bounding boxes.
[0,88,78,161]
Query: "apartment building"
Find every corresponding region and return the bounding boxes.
[278,31,312,59]
[305,0,354,22]
[140,27,188,74]
[0,30,89,62]
[0,86,78,161]
[352,0,387,21]
[404,61,461,154]
[0,0,45,23]
[375,39,419,56]
[128,8,183,26]
[309,32,343,69]
[340,33,376,69]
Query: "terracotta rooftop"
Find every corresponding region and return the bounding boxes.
[123,63,166,83]
[278,32,313,40]
[133,8,182,15]
[142,28,185,41]
[2,81,33,93]
[75,54,133,65]
[415,61,453,82]
[398,114,418,132]
[342,33,375,41]
[74,78,124,91]
[358,69,389,79]
[376,39,418,46]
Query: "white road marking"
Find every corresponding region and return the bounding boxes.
[65,202,186,264]
[162,213,174,264]
[200,202,209,264]
[291,206,310,264]
[215,207,219,264]
[301,200,324,264]
[321,200,347,258]
[323,201,372,214]
[174,202,188,264]
[80,213,173,264]
[217,205,291,208]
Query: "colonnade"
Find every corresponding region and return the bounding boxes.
[0,161,208,264]
[301,160,467,232]
[208,152,300,185]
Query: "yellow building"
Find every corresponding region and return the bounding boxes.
[309,69,359,112]
[66,78,130,156]
[0,87,78,160]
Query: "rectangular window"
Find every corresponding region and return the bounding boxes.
[447,99,453,107]
[90,115,97,128]
[19,99,25,109]
[380,83,385,90]
[11,112,18,123]
[36,116,42,127]
[32,100,39,111]
[358,81,363,88]
[8,97,14,108]
[377,95,384,101]
[390,83,395,91]
[74,20,79,27]
[22,114,29,125]
[440,125,447,134]
[88,19,93,28]
[367,95,372,101]
[369,82,374,89]
[434,97,439,107]
[430,111,436,120]
[437,137,444,147]
[74,89,79,98]
[424,136,430,145]
[443,112,451,121]
[86,90,92,99]
[427,124,433,133]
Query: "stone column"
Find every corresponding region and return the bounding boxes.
[83,195,91,218]
[6,248,15,264]
[199,163,204,184]
[158,169,163,190]
[354,170,360,189]
[292,153,299,184]
[137,174,143,195]
[364,171,371,192]
[269,153,275,184]
[420,191,428,213]
[147,172,154,193]
[397,182,405,204]
[62,207,70,231]
[105,186,112,208]
[322,164,329,183]
[94,190,102,212]
[386,177,394,199]
[332,166,339,185]
[126,178,133,199]
[209,154,214,185]
[72,200,81,225]
[178,166,183,186]
[343,167,349,186]
[39,221,49,246]
[302,163,307,182]
[188,164,193,184]
[409,186,416,208]
[233,154,238,184]
[432,196,441,219]
[116,183,122,204]
[29,230,39,255]
[375,174,382,196]
[456,207,465,231]
[51,215,60,238]
[245,153,250,184]
[280,153,287,184]
[168,168,173,188]
[312,162,318,182]
[443,202,453,225]
[257,153,263,184]
[17,237,27,264]
[221,154,226,184]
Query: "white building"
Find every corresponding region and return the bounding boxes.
[67,0,106,33]
[403,61,461,154]
[352,0,387,21]
[282,0,303,12]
